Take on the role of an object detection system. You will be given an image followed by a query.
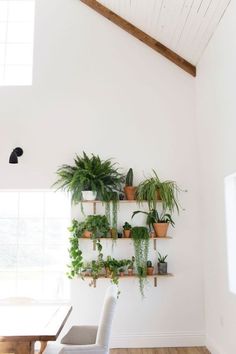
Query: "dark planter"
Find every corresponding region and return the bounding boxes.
[158,262,167,275]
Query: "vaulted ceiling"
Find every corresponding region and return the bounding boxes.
[81,0,231,76]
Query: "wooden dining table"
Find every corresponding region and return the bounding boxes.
[0,303,72,354]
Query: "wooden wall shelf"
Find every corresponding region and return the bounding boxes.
[81,236,172,240]
[82,273,173,278]
[81,273,173,288]
[82,200,161,204]
[81,236,172,251]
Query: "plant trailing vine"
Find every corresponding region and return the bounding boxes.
[89,254,104,288]
[67,219,83,279]
[131,226,150,298]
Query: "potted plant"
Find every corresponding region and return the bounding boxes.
[158,253,168,275]
[127,256,135,276]
[89,257,104,288]
[136,170,182,213]
[132,209,174,237]
[104,257,120,286]
[153,212,174,237]
[123,222,132,238]
[110,227,118,239]
[119,267,125,276]
[53,152,124,203]
[131,226,150,297]
[147,260,154,275]
[124,168,137,200]
[132,208,158,232]
[82,215,110,239]
[83,262,92,276]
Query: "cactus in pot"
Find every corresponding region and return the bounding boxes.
[124,168,137,200]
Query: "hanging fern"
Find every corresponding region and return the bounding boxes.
[131,226,150,298]
[53,152,124,204]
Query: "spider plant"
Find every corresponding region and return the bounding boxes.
[136,170,181,213]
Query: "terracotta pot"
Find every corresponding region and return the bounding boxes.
[147,267,154,276]
[83,230,92,238]
[127,268,133,276]
[110,228,117,238]
[123,229,131,238]
[105,267,111,278]
[85,269,92,276]
[124,186,137,200]
[153,223,169,237]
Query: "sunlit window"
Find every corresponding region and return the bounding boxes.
[0,0,35,86]
[224,173,236,294]
[0,190,71,301]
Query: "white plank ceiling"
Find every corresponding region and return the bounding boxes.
[97,0,231,65]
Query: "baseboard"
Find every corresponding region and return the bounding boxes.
[111,332,205,348]
[206,337,224,354]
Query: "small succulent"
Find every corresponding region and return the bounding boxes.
[123,222,132,230]
[158,252,168,263]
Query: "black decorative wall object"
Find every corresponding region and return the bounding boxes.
[9,147,24,164]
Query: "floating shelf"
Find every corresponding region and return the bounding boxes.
[80,236,172,240]
[81,236,172,251]
[81,200,160,203]
[81,273,173,288]
[81,199,161,213]
[82,273,173,278]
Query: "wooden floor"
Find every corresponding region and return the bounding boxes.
[111,348,210,354]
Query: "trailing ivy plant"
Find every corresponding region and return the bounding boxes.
[82,215,110,238]
[67,219,83,279]
[131,226,150,298]
[71,214,110,251]
[104,257,132,296]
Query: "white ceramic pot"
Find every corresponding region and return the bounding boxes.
[82,191,97,201]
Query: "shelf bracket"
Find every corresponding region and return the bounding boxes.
[153,238,157,251]
[93,240,96,251]
[93,202,97,215]
[154,276,157,287]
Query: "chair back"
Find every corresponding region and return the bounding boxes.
[95,285,118,348]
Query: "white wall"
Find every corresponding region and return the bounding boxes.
[0,0,204,347]
[196,2,236,353]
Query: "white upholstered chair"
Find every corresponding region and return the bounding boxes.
[44,285,118,354]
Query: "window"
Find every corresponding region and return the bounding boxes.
[0,190,71,301]
[0,0,35,86]
[224,173,236,294]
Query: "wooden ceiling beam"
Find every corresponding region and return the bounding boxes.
[80,0,196,77]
